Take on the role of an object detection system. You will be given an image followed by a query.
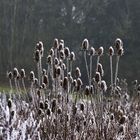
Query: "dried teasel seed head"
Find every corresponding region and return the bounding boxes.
[13,68,18,78]
[110,113,114,120]
[39,101,44,109]
[117,47,124,56]
[64,47,70,58]
[57,107,62,114]
[11,111,15,117]
[34,50,40,62]
[7,71,13,79]
[37,89,41,98]
[8,98,12,109]
[95,72,101,83]
[60,50,65,60]
[42,83,46,89]
[69,76,73,83]
[132,80,138,86]
[77,78,83,87]
[42,69,47,75]
[75,67,81,78]
[119,115,127,124]
[109,46,114,56]
[73,79,77,87]
[51,99,57,113]
[20,69,26,78]
[62,63,66,70]
[53,38,59,49]
[46,108,51,116]
[34,78,38,86]
[63,77,68,90]
[29,71,35,82]
[118,125,124,134]
[49,48,54,56]
[38,108,43,115]
[47,55,52,65]
[72,104,77,115]
[85,86,90,96]
[58,42,64,51]
[68,72,71,78]
[43,75,49,86]
[97,63,104,77]
[44,102,48,109]
[90,85,93,94]
[54,57,59,66]
[82,38,89,50]
[101,80,107,92]
[115,38,123,51]
[56,66,61,76]
[98,46,104,56]
[70,52,75,61]
[89,47,95,56]
[36,41,44,57]
[80,103,85,112]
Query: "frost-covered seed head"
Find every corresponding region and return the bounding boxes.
[21,69,26,78]
[97,63,104,77]
[109,46,114,56]
[95,72,101,83]
[82,39,89,50]
[101,80,107,92]
[70,52,75,61]
[98,46,104,56]
[89,47,95,56]
[53,38,59,49]
[85,86,90,96]
[75,67,81,78]
[64,47,70,58]
[8,71,13,79]
[13,68,18,78]
[115,38,123,51]
[47,55,52,65]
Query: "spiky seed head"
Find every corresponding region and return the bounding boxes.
[132,80,138,86]
[34,50,40,62]
[97,63,104,77]
[73,79,77,87]
[82,38,89,50]
[115,38,123,51]
[60,50,65,60]
[62,63,66,70]
[39,101,44,109]
[68,72,71,78]
[11,111,15,117]
[72,104,77,115]
[8,72,13,79]
[75,67,81,78]
[109,46,114,56]
[49,48,54,56]
[29,71,35,82]
[90,85,93,94]
[77,78,83,87]
[118,47,124,56]
[36,41,44,57]
[34,78,38,85]
[51,99,57,113]
[53,38,59,49]
[63,77,68,90]
[42,83,46,89]
[98,46,104,56]
[54,57,59,66]
[64,47,70,58]
[37,89,41,98]
[44,102,48,109]
[56,66,61,76]
[70,52,75,61]
[38,108,43,115]
[13,68,18,78]
[80,103,85,112]
[95,72,101,83]
[89,47,95,56]
[118,125,124,134]
[47,108,51,116]
[85,86,90,96]
[57,107,62,114]
[43,75,49,86]
[42,69,47,75]
[8,98,12,109]
[110,113,114,120]
[20,69,26,78]
[101,80,107,92]
[16,73,20,80]
[58,42,64,51]
[119,115,127,124]
[47,55,52,65]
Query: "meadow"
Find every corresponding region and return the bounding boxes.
[0,38,140,140]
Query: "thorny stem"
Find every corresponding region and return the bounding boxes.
[89,56,93,86]
[114,55,120,87]
[110,56,113,92]
[84,51,90,84]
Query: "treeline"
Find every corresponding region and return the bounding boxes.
[0,0,140,83]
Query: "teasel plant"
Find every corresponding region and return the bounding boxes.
[114,38,124,88]
[13,67,19,94]
[64,47,70,77]
[69,51,75,74]
[7,71,13,94]
[35,41,44,86]
[20,69,27,94]
[109,46,114,93]
[81,39,90,84]
[89,46,95,86]
[96,46,104,72]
